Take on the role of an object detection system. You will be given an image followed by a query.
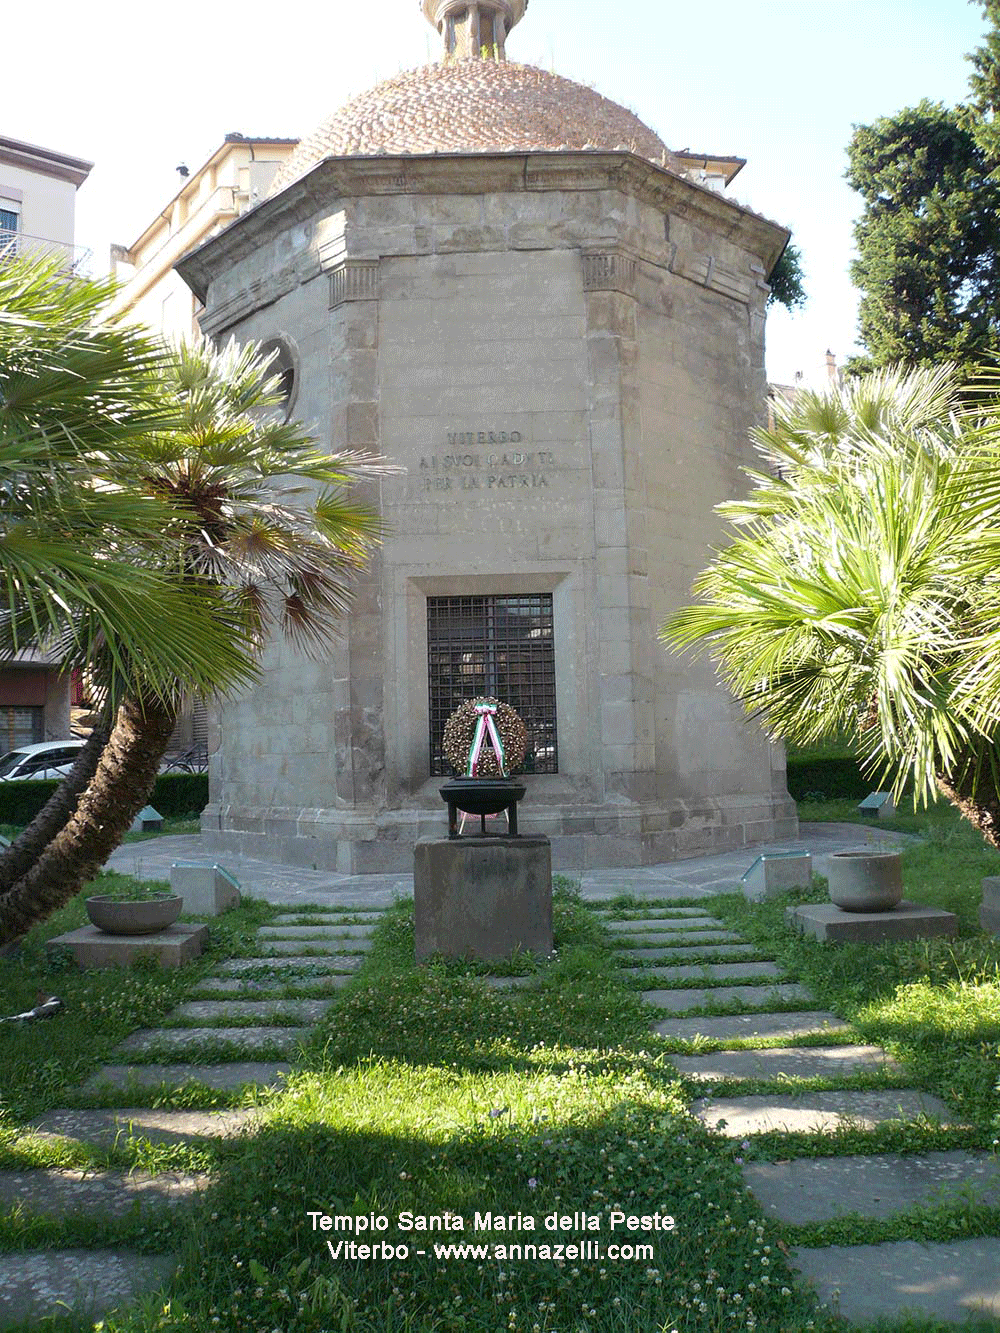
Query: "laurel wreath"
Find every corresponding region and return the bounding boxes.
[441,697,528,776]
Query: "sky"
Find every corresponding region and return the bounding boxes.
[4,0,988,385]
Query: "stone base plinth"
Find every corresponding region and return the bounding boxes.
[46,924,208,969]
[170,863,240,916]
[786,900,958,944]
[413,835,552,962]
[980,878,1000,934]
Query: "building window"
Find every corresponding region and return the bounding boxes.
[0,706,43,753]
[427,594,558,775]
[258,334,299,422]
[0,204,19,258]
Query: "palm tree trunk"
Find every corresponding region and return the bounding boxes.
[935,771,1000,850]
[0,719,111,895]
[0,694,176,947]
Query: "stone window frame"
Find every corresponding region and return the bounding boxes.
[257,332,300,423]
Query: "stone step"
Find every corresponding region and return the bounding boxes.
[168,999,335,1024]
[792,1237,1000,1324]
[84,1062,291,1094]
[593,907,709,919]
[478,975,539,990]
[620,942,763,960]
[26,1107,261,1149]
[0,1251,176,1327]
[0,1168,208,1217]
[114,1027,310,1056]
[270,911,384,925]
[258,924,375,939]
[192,975,352,995]
[643,984,815,1013]
[672,1043,899,1082]
[652,1011,850,1044]
[625,960,784,982]
[693,1088,957,1136]
[614,931,746,952]
[217,955,363,975]
[744,1150,1000,1225]
[605,917,726,933]
[250,937,373,954]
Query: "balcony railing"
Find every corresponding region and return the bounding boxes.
[0,229,91,273]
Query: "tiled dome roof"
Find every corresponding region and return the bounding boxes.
[269,60,670,195]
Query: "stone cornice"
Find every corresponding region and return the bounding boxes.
[176,150,789,306]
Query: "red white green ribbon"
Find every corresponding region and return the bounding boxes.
[466,700,508,777]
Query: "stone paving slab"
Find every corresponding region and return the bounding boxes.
[672,1043,899,1082]
[693,1089,957,1136]
[254,937,373,954]
[0,1250,176,1326]
[218,954,363,974]
[615,933,748,955]
[0,1168,208,1216]
[114,1026,310,1055]
[619,942,762,960]
[27,1107,261,1148]
[605,917,727,933]
[643,984,814,1012]
[652,1011,850,1043]
[744,1151,1000,1224]
[625,960,783,981]
[193,974,352,995]
[594,908,711,919]
[478,975,540,990]
[84,1062,291,1093]
[270,912,384,925]
[258,924,375,939]
[169,999,335,1023]
[792,1236,1000,1323]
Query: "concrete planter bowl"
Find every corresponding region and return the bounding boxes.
[827,851,903,913]
[85,893,183,935]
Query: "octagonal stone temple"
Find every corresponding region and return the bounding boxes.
[178,0,798,873]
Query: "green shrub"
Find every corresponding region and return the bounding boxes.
[786,755,871,801]
[0,772,208,826]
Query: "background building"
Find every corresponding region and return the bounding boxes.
[178,2,798,872]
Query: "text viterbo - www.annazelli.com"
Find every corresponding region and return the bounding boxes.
[307,1209,675,1263]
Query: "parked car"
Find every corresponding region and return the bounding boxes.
[0,739,85,782]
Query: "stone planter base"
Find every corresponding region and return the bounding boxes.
[787,901,958,944]
[46,924,208,969]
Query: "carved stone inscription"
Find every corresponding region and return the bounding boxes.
[418,429,556,494]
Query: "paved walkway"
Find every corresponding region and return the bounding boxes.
[106,821,913,906]
[8,820,997,1327]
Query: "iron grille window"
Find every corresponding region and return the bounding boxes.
[428,593,557,775]
[0,706,43,752]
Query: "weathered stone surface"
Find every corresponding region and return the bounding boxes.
[46,923,208,969]
[744,1151,1000,1224]
[980,877,1000,934]
[253,937,373,954]
[414,835,553,961]
[270,911,385,925]
[27,1107,261,1148]
[652,1010,849,1043]
[218,954,363,974]
[0,1169,208,1216]
[114,1026,310,1055]
[478,974,540,989]
[258,923,374,939]
[169,999,335,1023]
[193,974,352,994]
[787,900,959,943]
[0,1250,176,1326]
[614,932,746,954]
[605,916,726,933]
[672,1043,898,1082]
[619,942,759,960]
[627,960,783,982]
[642,983,814,1012]
[741,851,812,901]
[597,908,710,921]
[170,862,240,916]
[693,1089,957,1136]
[792,1237,1000,1323]
[83,1062,291,1093]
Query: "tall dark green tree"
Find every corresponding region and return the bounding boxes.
[846,98,1000,372]
[964,0,1000,165]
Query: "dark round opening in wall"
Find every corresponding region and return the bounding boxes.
[258,334,299,421]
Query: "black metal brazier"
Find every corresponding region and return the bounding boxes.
[439,777,526,838]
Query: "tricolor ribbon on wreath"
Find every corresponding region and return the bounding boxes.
[466,701,508,777]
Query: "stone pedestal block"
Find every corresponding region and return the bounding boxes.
[413,835,552,962]
[741,851,812,901]
[981,878,1000,934]
[46,924,208,969]
[786,901,958,944]
[170,862,241,916]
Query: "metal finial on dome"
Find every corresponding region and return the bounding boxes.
[421,1,528,61]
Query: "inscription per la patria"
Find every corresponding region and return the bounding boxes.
[419,429,555,493]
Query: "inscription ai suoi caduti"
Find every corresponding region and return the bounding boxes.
[420,430,554,492]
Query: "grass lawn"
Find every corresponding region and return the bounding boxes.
[0,807,998,1331]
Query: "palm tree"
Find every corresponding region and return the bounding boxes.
[661,363,1000,848]
[0,272,385,944]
